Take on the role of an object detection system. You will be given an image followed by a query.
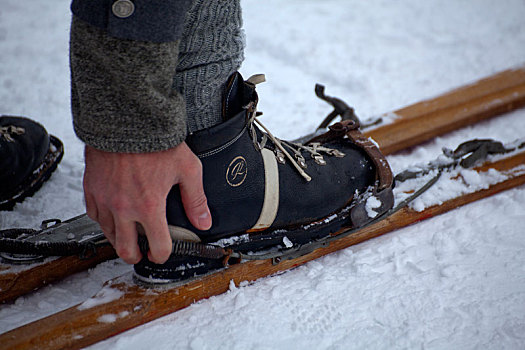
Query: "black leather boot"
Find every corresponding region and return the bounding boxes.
[0,116,63,210]
[134,73,394,283]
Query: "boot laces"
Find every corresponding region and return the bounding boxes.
[246,103,345,183]
[0,125,25,142]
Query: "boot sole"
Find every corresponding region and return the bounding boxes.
[134,187,394,284]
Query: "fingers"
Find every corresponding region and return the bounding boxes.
[85,185,171,264]
[87,188,171,264]
[82,143,209,266]
[114,218,142,264]
[111,209,171,265]
[84,190,98,222]
[111,207,171,264]
[178,160,212,231]
[84,176,117,246]
[97,204,116,246]
[142,213,172,264]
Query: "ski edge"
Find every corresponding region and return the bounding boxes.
[0,245,116,304]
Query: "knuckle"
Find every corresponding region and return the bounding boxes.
[116,246,139,263]
[109,196,132,214]
[188,193,208,211]
[99,224,112,234]
[96,214,114,234]
[151,247,172,264]
[193,161,203,174]
[159,242,173,257]
[108,193,162,218]
[184,159,202,177]
[86,208,97,221]
[139,196,161,216]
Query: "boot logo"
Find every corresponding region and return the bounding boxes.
[226,156,248,187]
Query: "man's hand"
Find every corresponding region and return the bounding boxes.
[83,142,212,264]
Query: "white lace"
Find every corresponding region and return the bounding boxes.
[0,125,25,142]
[246,108,345,182]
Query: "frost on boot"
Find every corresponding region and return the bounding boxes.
[134,73,394,284]
[0,116,64,210]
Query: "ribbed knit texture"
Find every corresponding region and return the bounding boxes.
[174,0,245,133]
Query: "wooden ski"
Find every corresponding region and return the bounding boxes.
[1,66,525,304]
[0,246,116,304]
[368,65,525,154]
[2,146,524,350]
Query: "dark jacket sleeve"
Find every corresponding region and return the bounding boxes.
[71,0,192,42]
[70,15,188,153]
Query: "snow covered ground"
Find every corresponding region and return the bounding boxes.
[1,0,525,349]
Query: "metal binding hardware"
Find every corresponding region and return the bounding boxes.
[396,138,525,182]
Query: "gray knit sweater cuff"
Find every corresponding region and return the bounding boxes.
[70,16,187,153]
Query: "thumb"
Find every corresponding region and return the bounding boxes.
[178,162,212,231]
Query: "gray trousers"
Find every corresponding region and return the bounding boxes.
[175,0,245,133]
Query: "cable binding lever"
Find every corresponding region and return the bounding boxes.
[395,138,525,182]
[294,84,382,144]
[0,214,105,264]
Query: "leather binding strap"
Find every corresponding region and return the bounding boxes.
[306,87,395,227]
[306,119,394,194]
[309,84,393,193]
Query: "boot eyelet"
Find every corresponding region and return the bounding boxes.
[314,155,326,165]
[332,150,345,158]
[296,155,307,169]
[275,150,286,164]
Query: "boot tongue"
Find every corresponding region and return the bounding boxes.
[221,72,258,121]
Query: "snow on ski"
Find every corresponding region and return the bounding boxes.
[1,145,524,350]
[1,66,525,304]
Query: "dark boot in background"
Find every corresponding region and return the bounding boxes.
[0,116,64,210]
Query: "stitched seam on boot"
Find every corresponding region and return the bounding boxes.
[197,126,248,159]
